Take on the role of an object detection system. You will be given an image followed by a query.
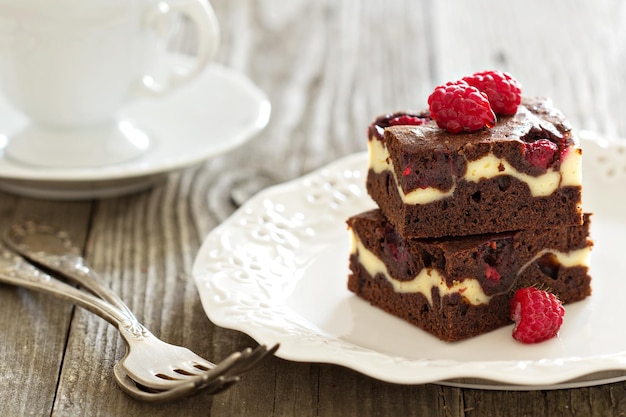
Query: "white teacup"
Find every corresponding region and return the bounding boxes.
[0,0,220,168]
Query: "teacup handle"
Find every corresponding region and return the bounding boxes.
[140,0,220,95]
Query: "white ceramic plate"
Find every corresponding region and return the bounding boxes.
[0,63,270,199]
[192,131,626,390]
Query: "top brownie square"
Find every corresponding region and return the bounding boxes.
[366,97,583,238]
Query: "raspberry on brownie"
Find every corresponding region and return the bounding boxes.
[428,81,496,133]
[347,209,592,342]
[462,70,522,116]
[366,96,583,238]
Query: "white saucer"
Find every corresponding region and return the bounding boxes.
[0,63,271,199]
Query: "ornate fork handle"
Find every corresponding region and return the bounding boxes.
[38,252,140,324]
[0,247,146,339]
[5,221,137,321]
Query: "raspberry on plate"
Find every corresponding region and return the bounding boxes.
[510,287,565,344]
[427,81,496,134]
[462,70,522,116]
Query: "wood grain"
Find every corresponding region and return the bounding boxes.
[0,0,625,415]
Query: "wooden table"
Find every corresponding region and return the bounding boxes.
[2,0,626,415]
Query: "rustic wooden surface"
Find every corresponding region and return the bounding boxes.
[2,0,626,415]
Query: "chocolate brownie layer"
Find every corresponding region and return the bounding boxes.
[367,170,582,239]
[347,209,592,342]
[367,97,583,238]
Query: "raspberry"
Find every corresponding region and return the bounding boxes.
[427,81,496,134]
[510,287,565,344]
[523,139,558,169]
[388,114,429,127]
[462,70,522,116]
[368,112,430,140]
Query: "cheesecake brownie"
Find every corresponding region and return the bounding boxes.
[347,209,592,342]
[367,97,583,238]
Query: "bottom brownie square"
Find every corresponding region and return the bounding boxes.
[346,209,592,342]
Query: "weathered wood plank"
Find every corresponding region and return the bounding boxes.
[0,195,92,416]
[461,383,626,417]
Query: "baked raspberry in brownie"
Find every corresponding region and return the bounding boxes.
[347,209,592,342]
[367,97,583,238]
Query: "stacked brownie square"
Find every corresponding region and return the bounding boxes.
[347,97,593,341]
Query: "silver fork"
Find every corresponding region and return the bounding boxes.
[0,234,278,400]
[4,220,278,391]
